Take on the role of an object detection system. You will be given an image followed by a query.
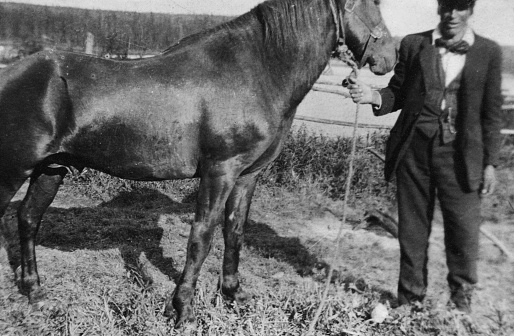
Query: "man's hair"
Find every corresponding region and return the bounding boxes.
[437,0,476,10]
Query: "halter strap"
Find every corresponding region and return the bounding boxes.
[328,0,345,48]
[329,0,387,69]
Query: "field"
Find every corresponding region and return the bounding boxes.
[0,125,514,335]
[1,58,514,335]
[0,1,514,333]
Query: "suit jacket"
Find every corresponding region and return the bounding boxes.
[375,30,503,191]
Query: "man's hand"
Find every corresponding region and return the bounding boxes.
[347,77,380,106]
[481,165,496,195]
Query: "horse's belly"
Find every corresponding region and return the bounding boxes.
[63,118,200,180]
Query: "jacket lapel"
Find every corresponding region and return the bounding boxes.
[462,35,484,92]
[419,35,440,91]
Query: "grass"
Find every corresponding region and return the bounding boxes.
[1,127,514,335]
[260,126,395,201]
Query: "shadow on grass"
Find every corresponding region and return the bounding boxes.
[245,219,324,273]
[0,188,194,284]
[1,187,395,303]
[244,219,397,303]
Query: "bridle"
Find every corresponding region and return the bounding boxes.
[328,0,388,69]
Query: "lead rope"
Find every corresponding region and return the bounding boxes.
[306,58,361,336]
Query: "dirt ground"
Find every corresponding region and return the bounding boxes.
[250,187,514,332]
[0,179,513,334]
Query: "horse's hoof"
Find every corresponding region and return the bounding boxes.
[163,298,176,319]
[28,287,46,304]
[173,312,196,330]
[222,286,251,305]
[175,319,198,335]
[233,290,251,305]
[164,297,196,329]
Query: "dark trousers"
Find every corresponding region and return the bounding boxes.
[395,128,481,304]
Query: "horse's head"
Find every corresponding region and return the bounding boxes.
[334,0,397,75]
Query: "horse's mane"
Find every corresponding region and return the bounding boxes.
[254,0,329,57]
[161,0,331,58]
[161,0,384,58]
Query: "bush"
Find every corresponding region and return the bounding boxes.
[65,126,395,204]
[260,126,395,202]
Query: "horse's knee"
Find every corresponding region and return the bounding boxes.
[17,211,39,237]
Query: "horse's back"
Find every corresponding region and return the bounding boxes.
[0,42,284,180]
[54,46,279,179]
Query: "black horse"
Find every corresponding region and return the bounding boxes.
[0,0,396,326]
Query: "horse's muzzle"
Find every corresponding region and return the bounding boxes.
[368,55,395,76]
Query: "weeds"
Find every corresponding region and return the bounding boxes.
[67,125,395,207]
[1,127,514,335]
[260,126,395,203]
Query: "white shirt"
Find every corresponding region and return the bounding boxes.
[432,26,475,109]
[372,26,475,111]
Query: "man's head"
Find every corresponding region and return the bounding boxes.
[437,0,475,40]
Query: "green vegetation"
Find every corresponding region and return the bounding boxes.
[1,126,513,335]
[0,2,512,76]
[0,2,231,57]
[67,126,397,209]
[260,126,395,201]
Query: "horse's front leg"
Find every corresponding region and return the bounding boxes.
[220,171,258,303]
[17,169,66,302]
[167,168,238,327]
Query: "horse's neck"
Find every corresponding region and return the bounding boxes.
[252,0,337,97]
[162,0,336,100]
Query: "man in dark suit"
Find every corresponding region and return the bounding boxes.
[347,0,503,313]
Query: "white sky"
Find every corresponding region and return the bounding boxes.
[2,0,514,45]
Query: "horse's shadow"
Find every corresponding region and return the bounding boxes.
[1,188,193,284]
[0,188,326,288]
[244,220,326,275]
[0,188,394,303]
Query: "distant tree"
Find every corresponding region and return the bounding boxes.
[0,3,232,55]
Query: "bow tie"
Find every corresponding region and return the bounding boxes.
[435,38,470,54]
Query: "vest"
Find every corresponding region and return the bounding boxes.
[415,50,462,144]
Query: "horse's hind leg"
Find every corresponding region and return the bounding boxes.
[220,171,258,302]
[0,177,28,219]
[17,169,66,302]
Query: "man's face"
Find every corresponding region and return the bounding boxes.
[438,3,473,39]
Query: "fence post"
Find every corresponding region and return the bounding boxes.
[85,32,94,55]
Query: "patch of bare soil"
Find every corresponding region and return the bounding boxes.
[250,191,514,333]
[0,181,513,334]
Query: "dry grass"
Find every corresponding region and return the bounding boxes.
[0,130,514,335]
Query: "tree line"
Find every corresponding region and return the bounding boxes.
[1,2,513,75]
[0,2,232,57]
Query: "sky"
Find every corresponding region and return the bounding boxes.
[2,0,514,46]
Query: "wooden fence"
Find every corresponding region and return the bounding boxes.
[303,80,514,132]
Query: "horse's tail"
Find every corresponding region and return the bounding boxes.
[0,51,75,176]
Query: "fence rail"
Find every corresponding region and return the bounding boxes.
[303,80,514,131]
[295,115,392,129]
